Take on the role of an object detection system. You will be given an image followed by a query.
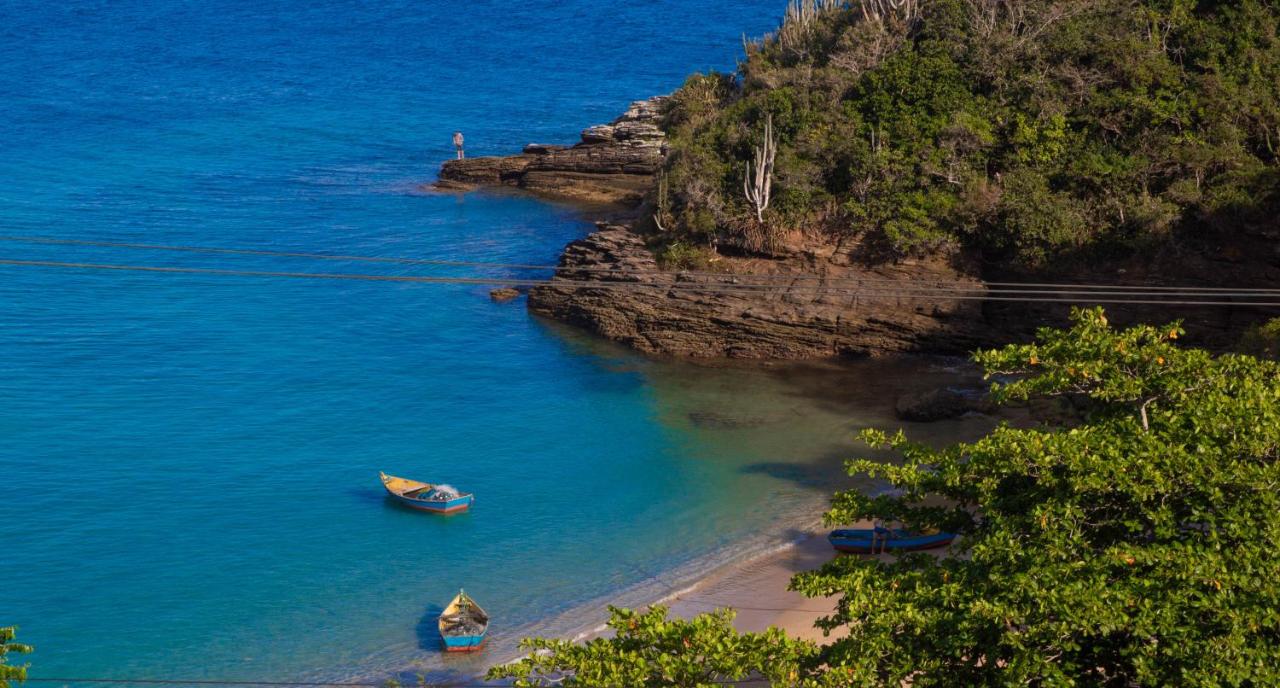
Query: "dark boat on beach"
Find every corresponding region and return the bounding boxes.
[439,590,489,652]
[828,527,956,554]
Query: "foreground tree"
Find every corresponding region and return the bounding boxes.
[793,307,1280,686]
[0,627,31,688]
[487,606,819,687]
[490,309,1280,686]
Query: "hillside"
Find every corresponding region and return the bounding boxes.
[441,0,1280,358]
[654,0,1280,269]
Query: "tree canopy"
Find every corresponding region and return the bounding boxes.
[0,627,31,688]
[654,0,1280,265]
[487,606,817,687]
[792,307,1280,685]
[494,308,1280,686]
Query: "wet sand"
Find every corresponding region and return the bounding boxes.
[663,525,857,644]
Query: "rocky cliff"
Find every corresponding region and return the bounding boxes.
[434,97,667,206]
[434,98,1003,359]
[526,225,993,358]
[433,99,1280,360]
[983,218,1280,351]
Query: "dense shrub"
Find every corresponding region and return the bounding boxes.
[493,310,1280,686]
[1239,317,1280,360]
[656,0,1280,266]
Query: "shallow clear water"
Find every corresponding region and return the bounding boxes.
[0,1,992,682]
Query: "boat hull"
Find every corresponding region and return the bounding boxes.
[441,635,487,652]
[379,472,474,514]
[389,493,474,514]
[438,591,489,653]
[828,529,955,554]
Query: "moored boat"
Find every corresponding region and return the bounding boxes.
[438,590,489,652]
[828,527,955,554]
[380,472,474,514]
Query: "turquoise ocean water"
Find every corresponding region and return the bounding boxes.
[0,2,989,683]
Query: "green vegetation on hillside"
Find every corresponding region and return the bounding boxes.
[654,0,1280,266]
[1240,316,1280,359]
[493,308,1280,686]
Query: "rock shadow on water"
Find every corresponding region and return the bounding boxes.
[758,356,985,418]
[740,442,905,492]
[686,410,786,430]
[740,452,857,491]
[526,315,653,393]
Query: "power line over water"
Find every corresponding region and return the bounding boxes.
[2,237,1279,308]
[4,234,1280,294]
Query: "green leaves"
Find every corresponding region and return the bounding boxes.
[656,0,1280,267]
[793,308,1280,686]
[486,606,819,687]
[491,311,1280,685]
[0,626,32,688]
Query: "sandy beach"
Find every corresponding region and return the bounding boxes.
[662,527,849,644]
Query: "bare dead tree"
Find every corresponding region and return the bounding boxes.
[743,114,778,224]
[777,0,848,59]
[859,0,922,26]
[963,0,1089,49]
[784,0,846,29]
[652,170,673,233]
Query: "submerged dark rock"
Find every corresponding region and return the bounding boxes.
[895,387,992,422]
[687,410,774,430]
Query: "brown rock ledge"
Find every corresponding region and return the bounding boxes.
[527,225,993,359]
[431,97,1279,359]
[434,97,668,206]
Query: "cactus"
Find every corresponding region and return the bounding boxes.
[858,0,922,25]
[742,114,777,224]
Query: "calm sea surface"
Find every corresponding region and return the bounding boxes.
[0,1,990,682]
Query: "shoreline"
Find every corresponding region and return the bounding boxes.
[557,522,858,651]
[481,506,837,667]
[472,522,844,682]
[660,525,846,644]
[428,354,999,681]
[336,353,999,685]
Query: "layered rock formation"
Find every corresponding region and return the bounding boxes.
[526,225,992,358]
[983,218,1280,351]
[432,98,1279,360]
[432,98,1008,358]
[435,97,667,205]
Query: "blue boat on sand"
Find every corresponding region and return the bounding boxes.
[380,472,474,514]
[828,527,955,554]
[439,590,489,653]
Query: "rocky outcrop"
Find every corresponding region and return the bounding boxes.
[982,215,1280,351]
[433,97,1001,359]
[438,96,1280,360]
[527,225,993,359]
[435,97,668,205]
[895,387,993,422]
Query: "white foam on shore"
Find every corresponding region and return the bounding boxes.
[310,494,831,686]
[487,511,825,672]
[485,507,829,665]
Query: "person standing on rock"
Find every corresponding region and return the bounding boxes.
[452,131,465,159]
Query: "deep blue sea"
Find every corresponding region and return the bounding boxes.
[0,1,986,683]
